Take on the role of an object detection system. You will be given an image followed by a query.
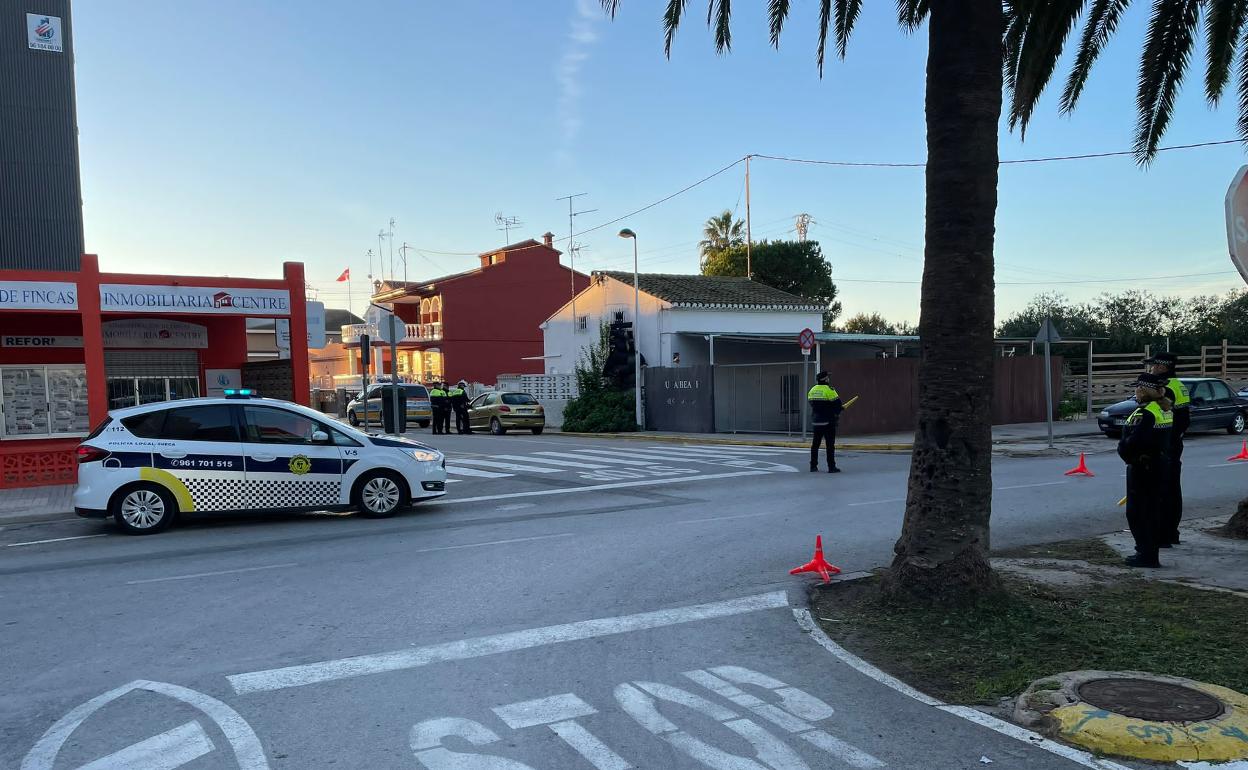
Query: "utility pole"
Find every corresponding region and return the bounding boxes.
[557,192,596,334]
[398,242,411,284]
[387,218,396,282]
[377,229,387,282]
[795,213,812,242]
[744,155,752,278]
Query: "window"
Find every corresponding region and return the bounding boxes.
[469,394,489,408]
[403,384,430,399]
[502,393,538,405]
[576,315,589,332]
[1190,382,1214,403]
[0,364,89,438]
[160,405,239,442]
[122,411,167,438]
[330,427,362,447]
[1210,381,1233,401]
[484,393,501,406]
[243,406,327,445]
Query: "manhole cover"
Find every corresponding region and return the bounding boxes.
[1078,678,1225,722]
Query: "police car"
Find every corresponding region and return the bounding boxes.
[73,390,447,534]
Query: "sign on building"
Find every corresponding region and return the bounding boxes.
[0,282,77,310]
[305,300,327,349]
[98,285,291,315]
[26,14,63,53]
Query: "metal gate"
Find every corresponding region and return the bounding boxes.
[104,351,200,410]
[713,361,817,434]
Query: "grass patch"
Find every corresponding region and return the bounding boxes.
[814,574,1248,704]
[992,537,1123,566]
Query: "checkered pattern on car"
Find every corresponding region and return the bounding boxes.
[180,477,340,511]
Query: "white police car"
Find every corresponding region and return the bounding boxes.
[73,390,446,534]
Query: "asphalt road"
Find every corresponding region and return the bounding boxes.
[4,431,1245,769]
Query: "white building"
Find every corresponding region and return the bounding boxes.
[539,271,825,374]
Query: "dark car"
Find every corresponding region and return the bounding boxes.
[1098,377,1247,438]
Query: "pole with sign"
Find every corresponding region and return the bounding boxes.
[1035,317,1062,448]
[359,334,371,433]
[1225,165,1248,286]
[799,328,815,439]
[370,303,405,436]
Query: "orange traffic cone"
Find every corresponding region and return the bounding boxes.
[1228,440,1248,462]
[1064,452,1094,477]
[789,535,842,583]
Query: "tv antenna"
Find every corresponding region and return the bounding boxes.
[494,212,522,243]
[557,193,597,330]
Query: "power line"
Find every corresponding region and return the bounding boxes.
[834,270,1240,286]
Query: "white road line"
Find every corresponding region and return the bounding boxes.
[445,465,513,478]
[431,470,771,506]
[612,449,729,461]
[996,481,1068,491]
[535,451,658,466]
[492,454,611,469]
[126,563,297,585]
[492,693,597,729]
[7,534,106,547]
[410,533,573,554]
[846,498,905,507]
[451,458,564,473]
[685,444,809,454]
[656,446,789,457]
[228,591,790,694]
[79,721,213,770]
[1207,462,1248,468]
[676,511,774,525]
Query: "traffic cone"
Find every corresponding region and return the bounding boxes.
[1064,453,1095,477]
[789,535,841,583]
[1228,440,1248,462]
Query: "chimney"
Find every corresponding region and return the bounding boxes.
[542,232,555,249]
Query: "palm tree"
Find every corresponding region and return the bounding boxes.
[602,0,1248,601]
[699,209,745,268]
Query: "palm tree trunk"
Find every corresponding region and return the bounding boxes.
[886,0,1003,601]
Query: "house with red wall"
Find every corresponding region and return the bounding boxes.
[345,234,589,385]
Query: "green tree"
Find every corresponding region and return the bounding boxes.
[843,312,899,335]
[699,209,745,269]
[562,323,638,433]
[600,0,1248,600]
[703,240,842,328]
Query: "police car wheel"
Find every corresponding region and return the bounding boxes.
[348,411,359,426]
[110,483,176,535]
[353,471,409,518]
[490,418,506,436]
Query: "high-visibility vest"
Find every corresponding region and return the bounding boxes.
[429,389,446,398]
[807,384,839,401]
[1166,377,1190,409]
[1128,401,1173,428]
[448,388,464,398]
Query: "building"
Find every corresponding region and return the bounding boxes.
[1,0,83,270]
[345,234,589,385]
[247,308,364,360]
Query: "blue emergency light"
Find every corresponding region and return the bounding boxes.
[223,389,255,399]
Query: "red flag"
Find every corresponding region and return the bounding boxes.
[336,268,350,282]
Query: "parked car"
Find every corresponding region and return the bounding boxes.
[1097,377,1248,438]
[73,390,446,534]
[347,383,432,428]
[467,391,545,435]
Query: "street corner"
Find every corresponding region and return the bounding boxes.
[1014,670,1248,763]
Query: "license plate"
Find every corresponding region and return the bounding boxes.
[1113,418,1126,426]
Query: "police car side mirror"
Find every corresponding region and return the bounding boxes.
[312,430,330,443]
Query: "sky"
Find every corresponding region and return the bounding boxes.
[72,0,1248,326]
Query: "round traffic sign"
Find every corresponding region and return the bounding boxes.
[798,328,815,351]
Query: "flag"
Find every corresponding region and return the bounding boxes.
[336,268,350,282]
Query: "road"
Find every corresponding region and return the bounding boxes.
[3,431,1245,769]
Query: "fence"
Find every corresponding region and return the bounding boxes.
[1064,342,1248,413]
[496,373,578,401]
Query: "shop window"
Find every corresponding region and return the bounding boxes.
[160,405,239,442]
[0,365,89,439]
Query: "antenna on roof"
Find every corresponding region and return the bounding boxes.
[557,193,597,334]
[494,212,522,243]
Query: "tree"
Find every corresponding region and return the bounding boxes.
[563,322,638,433]
[843,313,899,335]
[699,209,745,269]
[703,239,842,328]
[600,0,1248,601]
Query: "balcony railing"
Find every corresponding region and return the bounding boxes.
[341,322,442,344]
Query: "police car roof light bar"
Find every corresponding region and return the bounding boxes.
[223,389,254,398]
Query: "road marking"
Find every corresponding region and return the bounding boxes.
[492,454,612,469]
[445,465,513,478]
[493,693,598,729]
[654,446,785,457]
[125,563,297,585]
[549,721,634,770]
[608,448,730,462]
[411,533,573,554]
[451,458,565,473]
[7,534,106,547]
[685,444,809,454]
[228,590,790,694]
[996,481,1068,490]
[495,503,536,511]
[431,470,772,506]
[846,498,905,507]
[1207,462,1247,468]
[535,451,659,466]
[676,511,774,524]
[78,721,213,770]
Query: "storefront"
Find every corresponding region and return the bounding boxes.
[0,255,309,488]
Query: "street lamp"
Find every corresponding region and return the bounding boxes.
[618,228,643,429]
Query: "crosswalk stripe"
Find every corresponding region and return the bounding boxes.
[656,446,789,457]
[492,454,611,469]
[535,451,659,466]
[446,465,513,478]
[683,444,808,454]
[599,448,729,462]
[451,458,565,473]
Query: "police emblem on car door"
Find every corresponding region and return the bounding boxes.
[240,406,343,508]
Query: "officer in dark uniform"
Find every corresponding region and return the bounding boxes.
[1143,352,1190,546]
[428,382,449,435]
[1117,372,1174,568]
[807,371,844,473]
[449,380,470,434]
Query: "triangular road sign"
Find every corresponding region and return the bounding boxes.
[1034,318,1062,344]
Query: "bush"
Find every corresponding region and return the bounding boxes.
[561,322,638,433]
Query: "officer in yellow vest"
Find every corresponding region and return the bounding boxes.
[1117,372,1174,568]
[449,380,469,434]
[1143,352,1190,545]
[807,371,844,473]
[428,382,449,435]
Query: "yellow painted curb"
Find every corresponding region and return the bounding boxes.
[555,432,912,452]
[1051,681,1248,762]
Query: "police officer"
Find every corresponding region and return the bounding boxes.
[807,371,844,473]
[428,381,449,435]
[449,380,470,434]
[1143,352,1190,546]
[1117,372,1174,568]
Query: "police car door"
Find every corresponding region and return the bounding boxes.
[149,403,246,512]
[240,405,343,510]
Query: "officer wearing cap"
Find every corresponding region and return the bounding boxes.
[1117,372,1174,568]
[1143,351,1190,546]
[808,371,844,473]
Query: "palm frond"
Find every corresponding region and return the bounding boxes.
[713,0,733,53]
[1060,0,1131,112]
[834,0,863,58]
[663,0,689,56]
[1006,0,1086,136]
[897,0,929,32]
[817,0,833,76]
[1002,0,1032,93]
[1135,0,1203,160]
[1237,31,1248,141]
[1205,0,1248,105]
[767,0,791,47]
[601,0,622,18]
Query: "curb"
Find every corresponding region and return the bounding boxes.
[554,432,913,451]
[0,510,76,526]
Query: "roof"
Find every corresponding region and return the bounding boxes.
[481,238,541,257]
[595,271,824,311]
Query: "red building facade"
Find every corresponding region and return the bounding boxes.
[350,235,589,385]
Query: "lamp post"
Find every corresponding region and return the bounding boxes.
[618,228,642,429]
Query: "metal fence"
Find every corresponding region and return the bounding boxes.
[713,361,818,435]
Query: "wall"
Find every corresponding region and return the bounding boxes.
[542,276,664,375]
[0,312,84,365]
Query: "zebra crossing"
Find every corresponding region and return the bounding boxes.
[442,444,804,483]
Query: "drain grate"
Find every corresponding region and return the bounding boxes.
[1078,678,1225,722]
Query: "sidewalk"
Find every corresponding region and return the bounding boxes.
[0,484,76,526]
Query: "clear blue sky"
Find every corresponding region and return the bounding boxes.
[74,0,1248,325]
